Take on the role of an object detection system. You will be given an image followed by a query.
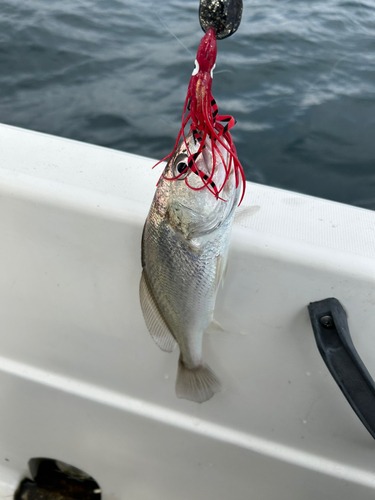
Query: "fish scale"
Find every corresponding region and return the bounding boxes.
[145,216,226,365]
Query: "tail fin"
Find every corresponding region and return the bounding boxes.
[175,356,221,403]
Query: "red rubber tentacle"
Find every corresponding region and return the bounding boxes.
[214,130,229,175]
[154,99,192,172]
[196,129,207,155]
[215,115,237,136]
[153,152,174,171]
[163,164,191,181]
[205,102,246,203]
[185,149,221,197]
[202,95,217,187]
[206,111,239,174]
[213,142,230,195]
[204,106,231,185]
[176,92,192,150]
[214,121,243,193]
[225,131,243,194]
[238,166,246,205]
[180,85,196,148]
[228,139,246,204]
[203,108,235,164]
[184,171,216,196]
[214,146,230,196]
[208,131,216,186]
[185,175,225,201]
[204,115,235,159]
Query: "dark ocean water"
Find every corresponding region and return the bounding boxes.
[1,0,375,209]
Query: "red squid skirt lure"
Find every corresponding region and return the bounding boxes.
[156,27,245,205]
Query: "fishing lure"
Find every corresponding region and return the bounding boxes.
[155,27,246,204]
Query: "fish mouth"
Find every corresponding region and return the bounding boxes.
[169,195,239,240]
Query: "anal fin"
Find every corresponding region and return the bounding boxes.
[139,271,177,352]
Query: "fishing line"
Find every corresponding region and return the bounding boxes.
[304,54,348,98]
[155,11,193,57]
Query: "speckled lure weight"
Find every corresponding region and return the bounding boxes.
[199,0,243,39]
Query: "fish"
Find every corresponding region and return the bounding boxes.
[140,25,245,403]
[140,131,241,403]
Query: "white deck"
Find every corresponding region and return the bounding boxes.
[0,123,375,499]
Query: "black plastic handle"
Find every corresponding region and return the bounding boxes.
[199,0,243,39]
[308,297,375,439]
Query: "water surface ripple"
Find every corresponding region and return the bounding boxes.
[1,0,375,208]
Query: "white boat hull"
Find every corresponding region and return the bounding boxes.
[0,123,374,499]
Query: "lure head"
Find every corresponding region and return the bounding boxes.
[195,26,217,75]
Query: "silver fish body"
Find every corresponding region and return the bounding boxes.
[140,133,240,403]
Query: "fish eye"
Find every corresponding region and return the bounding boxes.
[173,154,189,179]
[177,161,188,174]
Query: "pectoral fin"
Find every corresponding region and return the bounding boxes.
[139,271,177,352]
[205,320,225,334]
[234,205,260,226]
